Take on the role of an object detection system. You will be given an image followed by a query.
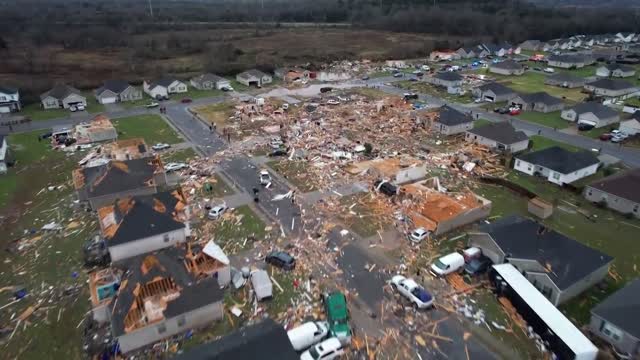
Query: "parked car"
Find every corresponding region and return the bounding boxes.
[320,87,333,93]
[430,252,465,276]
[464,255,492,275]
[300,338,345,360]
[361,75,370,81]
[533,67,542,71]
[421,65,431,71]
[409,228,428,243]
[403,93,419,100]
[287,321,329,351]
[611,134,626,143]
[165,162,188,172]
[69,104,84,112]
[207,204,227,220]
[327,99,340,105]
[259,169,271,185]
[599,133,613,141]
[152,143,171,151]
[265,251,296,270]
[393,72,404,78]
[373,180,397,196]
[268,149,288,157]
[221,86,234,92]
[409,77,418,82]
[181,98,193,103]
[543,67,555,73]
[322,292,352,345]
[146,102,159,108]
[494,107,510,114]
[509,108,521,115]
[390,275,434,309]
[577,123,595,131]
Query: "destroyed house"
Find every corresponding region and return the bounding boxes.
[470,216,613,305]
[401,179,491,235]
[346,157,427,185]
[73,156,166,209]
[90,268,122,323]
[110,250,224,354]
[175,318,298,360]
[101,138,149,161]
[74,115,118,144]
[430,105,474,135]
[98,189,189,262]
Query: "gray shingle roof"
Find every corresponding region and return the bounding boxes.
[545,73,586,84]
[491,60,522,70]
[588,78,636,91]
[591,279,640,339]
[434,71,463,81]
[192,73,225,84]
[96,80,132,96]
[0,85,17,94]
[40,84,83,100]
[467,122,528,145]
[110,247,224,337]
[480,215,613,290]
[148,77,179,89]
[604,63,635,72]
[588,168,640,203]
[174,319,298,360]
[477,82,516,96]
[548,54,586,63]
[436,105,472,126]
[77,157,161,198]
[515,92,563,106]
[516,146,599,174]
[569,102,618,119]
[238,69,268,80]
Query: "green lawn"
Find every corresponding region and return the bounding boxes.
[474,118,493,128]
[475,181,640,325]
[199,174,234,198]
[120,97,155,109]
[82,91,105,114]
[113,114,182,144]
[369,71,392,78]
[560,65,596,78]
[518,111,568,129]
[581,125,616,139]
[161,147,199,163]
[529,135,581,152]
[0,130,96,359]
[396,80,474,103]
[624,97,640,107]
[227,78,249,92]
[267,160,320,193]
[183,87,224,100]
[337,193,392,238]
[210,205,267,253]
[21,103,69,121]
[494,71,585,102]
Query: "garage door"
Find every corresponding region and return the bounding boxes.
[101,96,117,104]
[0,106,9,114]
[483,95,495,102]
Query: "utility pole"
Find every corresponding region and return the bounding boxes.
[147,0,154,18]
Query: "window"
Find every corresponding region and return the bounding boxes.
[157,323,167,334]
[0,96,6,101]
[177,315,186,327]
[633,204,639,213]
[552,173,561,180]
[163,234,170,243]
[516,160,521,167]
[588,190,593,196]
[600,321,623,342]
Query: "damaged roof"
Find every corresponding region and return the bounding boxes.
[516,146,599,174]
[467,122,528,145]
[479,215,613,290]
[111,247,224,337]
[434,105,473,126]
[73,156,163,197]
[98,189,187,246]
[174,319,298,360]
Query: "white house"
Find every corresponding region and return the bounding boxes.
[143,78,187,99]
[514,146,599,185]
[0,135,8,174]
[0,86,20,113]
[619,118,640,135]
[190,73,231,90]
[98,190,189,262]
[236,69,272,87]
[95,80,142,104]
[596,64,636,78]
[561,102,620,128]
[40,84,87,110]
[584,79,639,100]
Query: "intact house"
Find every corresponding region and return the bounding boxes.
[489,60,525,76]
[174,319,298,360]
[465,122,529,153]
[143,78,188,100]
[590,279,640,357]
[469,215,613,306]
[108,248,224,354]
[190,73,230,90]
[584,78,639,100]
[424,72,463,92]
[474,46,490,59]
[40,84,87,110]
[429,105,474,136]
[0,86,20,113]
[0,135,9,174]
[596,63,636,78]
[615,32,636,43]
[72,156,167,209]
[518,40,543,51]
[510,92,565,113]
[236,69,272,87]
[584,168,640,218]
[95,80,142,105]
[514,146,599,185]
[619,117,640,136]
[547,54,590,69]
[544,73,587,89]
[472,82,517,102]
[456,47,477,59]
[400,179,492,236]
[561,102,620,128]
[97,189,190,262]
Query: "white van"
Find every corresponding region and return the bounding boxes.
[300,337,345,360]
[430,252,465,276]
[287,321,329,351]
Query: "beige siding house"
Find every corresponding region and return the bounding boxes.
[40,84,87,110]
[584,168,640,218]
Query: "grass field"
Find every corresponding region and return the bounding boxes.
[120,97,154,109]
[529,135,581,152]
[210,205,266,252]
[183,87,224,100]
[82,91,105,114]
[474,118,493,128]
[581,125,615,139]
[267,160,320,192]
[161,147,199,163]
[337,193,392,238]
[0,130,95,359]
[494,72,585,102]
[397,80,474,103]
[21,103,69,121]
[113,114,182,144]
[194,102,236,127]
[518,110,568,129]
[200,174,234,198]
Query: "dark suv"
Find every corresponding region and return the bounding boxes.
[265,251,296,271]
[374,180,397,196]
[464,256,492,275]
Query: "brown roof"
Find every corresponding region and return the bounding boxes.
[588,168,640,203]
